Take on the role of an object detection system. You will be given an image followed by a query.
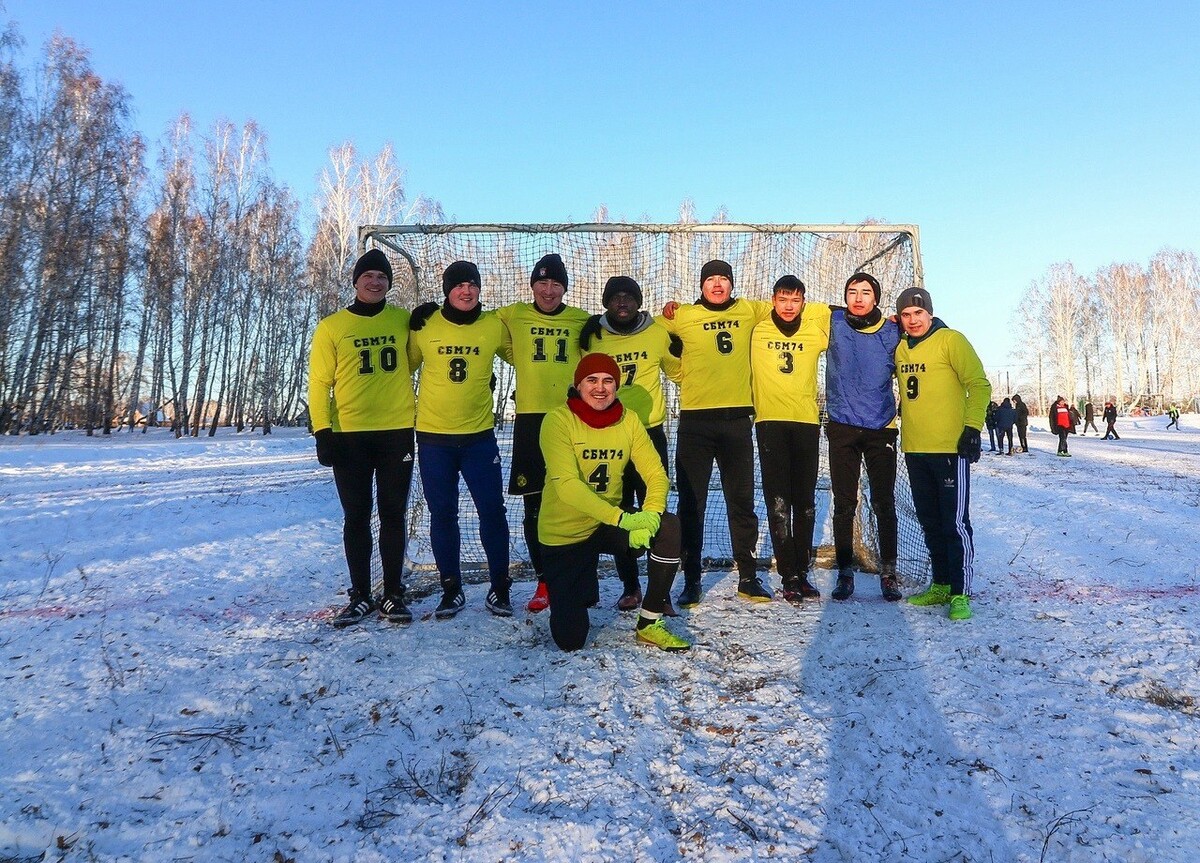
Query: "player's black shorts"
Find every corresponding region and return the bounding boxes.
[507,412,547,496]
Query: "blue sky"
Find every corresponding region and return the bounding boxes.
[5,0,1198,371]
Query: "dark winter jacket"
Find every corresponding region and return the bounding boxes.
[995,401,1016,430]
[1014,398,1029,427]
[985,402,998,430]
[1103,404,1117,424]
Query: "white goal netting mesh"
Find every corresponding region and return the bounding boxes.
[356,223,929,595]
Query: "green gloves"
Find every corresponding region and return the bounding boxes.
[618,511,659,549]
[628,528,653,549]
[618,511,661,534]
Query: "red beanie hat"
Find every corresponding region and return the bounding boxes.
[573,353,620,388]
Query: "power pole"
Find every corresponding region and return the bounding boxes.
[1038,355,1044,416]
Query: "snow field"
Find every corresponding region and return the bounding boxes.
[1,418,1198,861]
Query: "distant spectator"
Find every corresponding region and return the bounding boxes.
[995,397,1016,455]
[1166,405,1181,430]
[1051,396,1073,457]
[1068,404,1081,432]
[1012,394,1030,453]
[1102,401,1120,440]
[985,401,999,452]
[1082,401,1099,434]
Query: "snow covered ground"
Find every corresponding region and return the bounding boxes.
[1,416,1198,862]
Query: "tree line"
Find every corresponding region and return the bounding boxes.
[1007,251,1199,414]
[10,20,1191,435]
[0,25,441,436]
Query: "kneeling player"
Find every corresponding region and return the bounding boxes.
[539,354,690,652]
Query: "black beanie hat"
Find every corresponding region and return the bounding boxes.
[844,272,881,304]
[442,260,481,296]
[896,287,933,315]
[602,276,643,308]
[353,249,393,288]
[530,253,569,290]
[772,275,806,295]
[699,259,734,289]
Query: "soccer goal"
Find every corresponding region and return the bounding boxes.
[357,222,930,594]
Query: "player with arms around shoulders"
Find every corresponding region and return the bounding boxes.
[825,272,904,602]
[308,249,417,628]
[894,288,991,621]
[580,275,682,611]
[407,261,512,620]
[749,276,832,604]
[411,253,589,613]
[498,254,591,612]
[539,354,690,652]
[660,260,773,608]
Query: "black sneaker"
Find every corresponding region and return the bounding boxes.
[676,579,702,609]
[485,589,513,618]
[880,563,902,602]
[780,588,804,605]
[333,593,376,628]
[832,568,855,601]
[434,590,466,619]
[737,576,773,603]
[781,575,821,604]
[379,593,412,624]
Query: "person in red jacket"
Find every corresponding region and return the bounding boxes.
[1050,395,1073,457]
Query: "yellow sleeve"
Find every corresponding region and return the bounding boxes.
[307,319,336,432]
[953,333,992,430]
[750,298,774,322]
[630,420,669,512]
[496,303,516,365]
[806,301,832,329]
[406,330,424,372]
[660,346,682,383]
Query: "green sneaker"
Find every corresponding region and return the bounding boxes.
[948,594,973,621]
[635,619,691,652]
[907,582,951,606]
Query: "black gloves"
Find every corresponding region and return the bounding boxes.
[314,428,341,467]
[668,334,684,358]
[957,426,981,463]
[579,315,603,350]
[409,302,440,332]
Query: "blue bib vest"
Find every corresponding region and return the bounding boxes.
[825,310,900,429]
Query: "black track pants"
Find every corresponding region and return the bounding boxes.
[755,421,820,584]
[675,413,759,583]
[331,429,415,598]
[905,453,974,596]
[545,514,681,651]
[827,421,899,570]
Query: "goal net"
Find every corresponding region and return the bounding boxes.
[356,223,930,596]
